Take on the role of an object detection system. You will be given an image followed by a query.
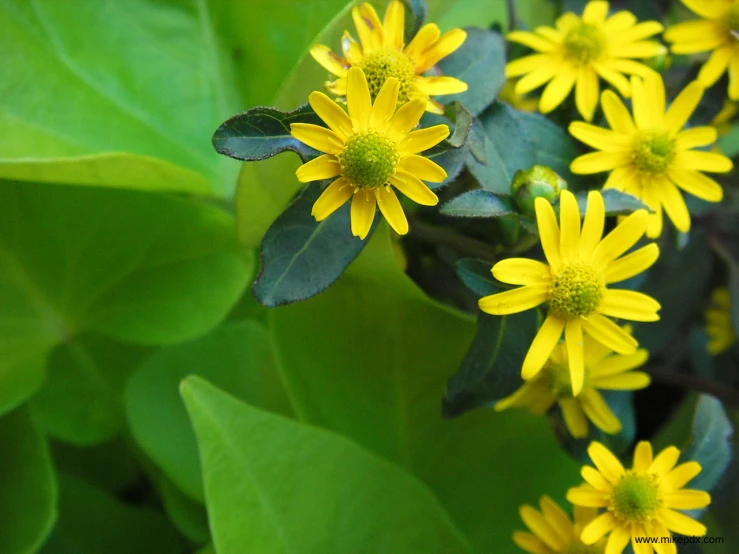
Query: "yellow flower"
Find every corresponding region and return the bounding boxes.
[496,330,650,437]
[290,67,448,239]
[567,441,711,554]
[569,72,733,238]
[664,0,739,99]
[513,496,606,553]
[310,1,467,114]
[706,287,736,354]
[505,0,664,121]
[478,189,660,396]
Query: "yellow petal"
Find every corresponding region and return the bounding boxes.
[583,1,609,24]
[507,30,557,52]
[581,389,622,434]
[346,67,372,129]
[660,461,702,492]
[633,441,653,472]
[310,44,348,77]
[539,497,574,541]
[592,371,650,390]
[326,77,347,96]
[698,46,732,87]
[350,189,376,239]
[664,80,704,133]
[296,154,341,183]
[309,91,352,139]
[649,446,680,476]
[492,258,552,286]
[515,61,560,95]
[571,151,629,174]
[311,177,353,220]
[605,525,631,554]
[593,61,632,98]
[676,126,718,150]
[559,189,581,264]
[674,150,733,173]
[615,41,666,58]
[655,178,691,233]
[608,58,656,78]
[590,209,648,268]
[513,531,551,554]
[370,78,399,130]
[729,55,739,99]
[415,28,467,73]
[581,511,618,544]
[645,71,666,125]
[630,75,652,128]
[352,3,383,52]
[506,54,552,78]
[560,397,589,438]
[539,67,577,113]
[575,66,600,122]
[388,97,426,139]
[598,289,661,322]
[582,312,638,354]
[604,243,659,284]
[658,509,707,537]
[613,21,664,44]
[682,0,730,19]
[375,187,408,235]
[569,122,632,151]
[668,169,723,203]
[567,485,610,508]
[565,319,585,395]
[521,315,565,379]
[405,23,441,64]
[290,123,344,155]
[398,125,449,155]
[413,76,468,96]
[588,441,626,483]
[603,10,637,35]
[390,169,438,205]
[398,155,446,182]
[663,490,711,510]
[631,526,651,554]
[535,196,562,271]
[652,523,677,554]
[664,19,723,43]
[582,466,612,492]
[579,190,605,260]
[670,34,727,54]
[519,505,567,550]
[601,90,636,134]
[478,284,549,316]
[341,31,364,65]
[382,0,405,51]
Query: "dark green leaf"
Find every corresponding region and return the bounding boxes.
[443,310,539,418]
[252,182,374,307]
[425,101,472,189]
[441,189,515,218]
[436,28,506,116]
[516,110,581,184]
[0,406,56,554]
[571,189,651,215]
[180,376,472,554]
[158,477,210,543]
[717,125,739,158]
[402,0,427,41]
[455,258,501,297]
[212,104,321,163]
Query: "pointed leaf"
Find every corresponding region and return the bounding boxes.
[441,189,515,218]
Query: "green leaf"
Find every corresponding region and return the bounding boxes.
[29,335,148,446]
[125,321,291,501]
[455,258,501,297]
[441,189,515,218]
[571,189,651,215]
[516,110,581,185]
[680,395,734,495]
[181,376,472,554]
[0,0,240,196]
[422,101,473,189]
[437,28,506,116]
[269,227,582,551]
[443,311,539,418]
[157,476,210,543]
[717,125,739,158]
[0,406,57,554]
[212,104,322,163]
[402,0,427,40]
[0,182,251,414]
[252,182,374,307]
[39,473,182,554]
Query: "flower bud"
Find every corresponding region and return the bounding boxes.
[511,165,567,216]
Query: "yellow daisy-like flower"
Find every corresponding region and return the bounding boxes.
[567,441,711,554]
[514,496,606,553]
[664,0,739,99]
[310,1,467,114]
[290,67,449,239]
[478,189,661,396]
[496,330,650,437]
[569,72,733,238]
[505,0,665,121]
[706,287,736,354]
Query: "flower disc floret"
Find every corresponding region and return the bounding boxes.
[358,48,416,101]
[631,132,676,175]
[563,23,605,64]
[339,131,399,189]
[611,472,662,523]
[548,263,604,319]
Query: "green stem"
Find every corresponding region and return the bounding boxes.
[645,366,739,408]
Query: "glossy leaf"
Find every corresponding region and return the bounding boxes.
[181,376,472,554]
[0,406,57,554]
[252,182,374,307]
[443,311,539,418]
[441,189,515,218]
[0,0,240,196]
[157,476,210,543]
[422,101,473,189]
[455,258,501,297]
[0,182,251,414]
[212,104,321,163]
[125,321,291,501]
[437,28,506,116]
[571,189,650,215]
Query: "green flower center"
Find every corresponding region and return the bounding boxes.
[631,132,676,175]
[724,4,739,36]
[548,263,604,319]
[563,23,606,64]
[610,472,662,523]
[358,48,416,101]
[563,543,602,554]
[339,130,399,189]
[543,362,590,398]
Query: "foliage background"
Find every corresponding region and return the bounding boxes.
[0,0,737,553]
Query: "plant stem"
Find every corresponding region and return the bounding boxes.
[405,211,498,263]
[645,366,739,408]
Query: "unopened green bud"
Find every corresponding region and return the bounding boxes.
[511,165,567,216]
[644,51,671,73]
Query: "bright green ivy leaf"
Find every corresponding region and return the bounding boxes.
[125,321,291,501]
[0,181,251,415]
[0,406,57,554]
[181,376,473,554]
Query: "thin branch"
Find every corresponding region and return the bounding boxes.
[506,0,517,31]
[645,366,739,408]
[405,211,498,263]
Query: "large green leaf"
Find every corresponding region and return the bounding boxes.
[441,190,515,218]
[268,225,581,552]
[125,321,291,501]
[0,406,57,554]
[0,0,240,197]
[181,376,472,554]
[0,181,251,415]
[39,473,183,554]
